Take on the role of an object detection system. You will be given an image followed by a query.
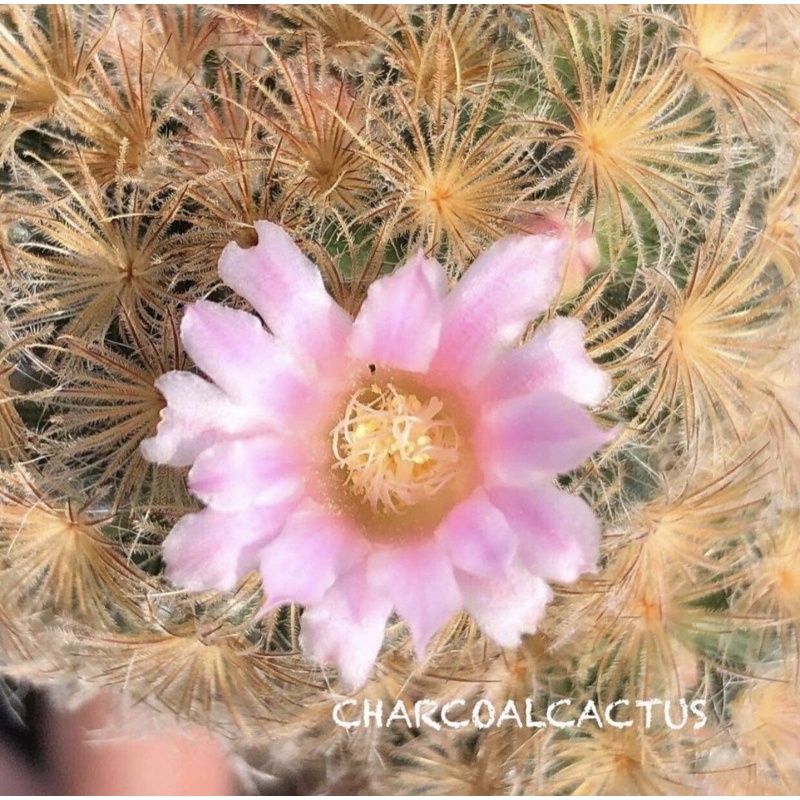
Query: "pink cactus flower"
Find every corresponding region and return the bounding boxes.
[521,211,602,301]
[141,222,613,689]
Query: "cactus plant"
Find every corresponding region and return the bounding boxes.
[1,5,798,794]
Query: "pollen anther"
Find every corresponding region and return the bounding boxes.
[331,383,460,514]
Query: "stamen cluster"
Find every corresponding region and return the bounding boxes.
[332,383,460,514]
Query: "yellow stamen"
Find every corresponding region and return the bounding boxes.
[331,383,460,514]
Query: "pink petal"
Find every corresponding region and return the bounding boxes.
[478,391,615,482]
[477,317,611,407]
[490,484,600,583]
[259,500,367,609]
[163,506,288,592]
[434,488,517,579]
[187,435,305,512]
[368,541,462,655]
[218,221,352,373]
[300,565,391,690]
[457,563,553,648]
[349,250,447,372]
[181,302,316,426]
[430,234,566,383]
[140,372,259,467]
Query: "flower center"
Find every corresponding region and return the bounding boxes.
[331,383,460,515]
